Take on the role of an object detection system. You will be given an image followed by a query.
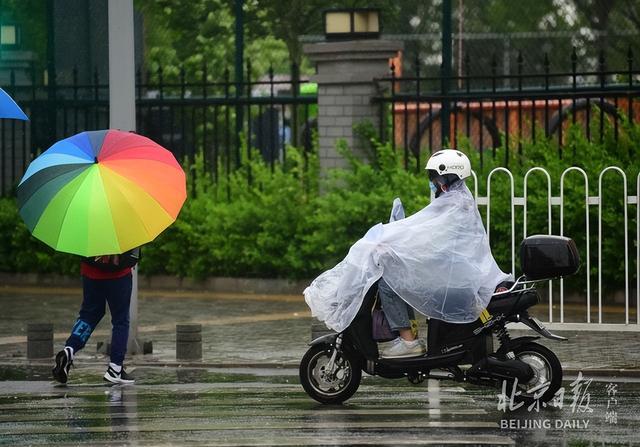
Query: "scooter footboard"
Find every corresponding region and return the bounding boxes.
[427,318,492,364]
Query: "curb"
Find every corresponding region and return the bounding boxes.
[0,272,310,295]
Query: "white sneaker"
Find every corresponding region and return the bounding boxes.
[380,337,426,359]
[377,339,396,351]
[103,363,135,384]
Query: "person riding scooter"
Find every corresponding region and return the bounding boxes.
[304,149,512,358]
[301,151,578,404]
[377,149,510,358]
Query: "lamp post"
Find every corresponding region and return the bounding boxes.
[108,0,140,355]
[441,0,452,147]
[305,8,401,174]
[323,8,380,40]
[234,0,244,163]
[45,0,56,142]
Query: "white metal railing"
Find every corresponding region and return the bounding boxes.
[469,166,640,330]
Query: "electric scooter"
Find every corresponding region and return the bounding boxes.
[299,235,580,405]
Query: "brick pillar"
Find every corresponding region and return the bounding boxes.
[303,39,402,173]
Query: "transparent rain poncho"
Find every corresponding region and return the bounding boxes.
[304,181,512,332]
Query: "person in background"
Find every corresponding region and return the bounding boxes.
[52,248,140,385]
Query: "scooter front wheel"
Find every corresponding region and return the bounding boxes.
[299,343,362,404]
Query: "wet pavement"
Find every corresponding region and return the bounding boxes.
[1,285,640,445]
[0,286,310,365]
[1,285,639,371]
[1,367,640,446]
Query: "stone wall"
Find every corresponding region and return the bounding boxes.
[304,39,402,173]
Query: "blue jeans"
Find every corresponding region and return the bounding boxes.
[378,278,415,331]
[65,274,132,365]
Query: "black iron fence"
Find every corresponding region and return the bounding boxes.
[3,46,640,195]
[375,47,640,170]
[0,63,317,195]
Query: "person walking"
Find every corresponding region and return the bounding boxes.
[52,248,140,385]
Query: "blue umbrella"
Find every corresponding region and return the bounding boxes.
[0,87,28,120]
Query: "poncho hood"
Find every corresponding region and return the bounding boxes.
[304,181,512,332]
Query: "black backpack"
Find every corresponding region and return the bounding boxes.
[82,247,141,272]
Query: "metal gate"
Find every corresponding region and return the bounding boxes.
[469,166,639,331]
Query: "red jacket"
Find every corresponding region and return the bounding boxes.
[81,256,132,279]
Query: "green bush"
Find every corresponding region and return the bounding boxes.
[0,197,78,275]
[1,116,638,295]
[140,146,319,278]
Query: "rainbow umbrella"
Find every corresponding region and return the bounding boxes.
[17,129,186,256]
[0,87,28,120]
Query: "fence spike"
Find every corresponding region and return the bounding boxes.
[30,64,36,93]
[599,50,606,86]
[157,66,163,99]
[628,47,634,90]
[292,62,300,99]
[180,65,186,97]
[202,62,208,98]
[136,68,142,99]
[543,53,550,70]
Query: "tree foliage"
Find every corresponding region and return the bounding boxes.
[2,115,639,304]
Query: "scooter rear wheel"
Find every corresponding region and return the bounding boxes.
[299,343,362,404]
[512,342,562,404]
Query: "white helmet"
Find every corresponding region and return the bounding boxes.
[425,149,471,180]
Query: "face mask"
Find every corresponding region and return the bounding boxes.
[429,181,437,193]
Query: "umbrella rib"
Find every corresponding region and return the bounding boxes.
[102,170,159,240]
[17,164,90,207]
[99,161,185,218]
[53,167,97,251]
[99,144,163,160]
[100,147,183,168]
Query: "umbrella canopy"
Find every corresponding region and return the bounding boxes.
[17,129,186,256]
[0,87,28,120]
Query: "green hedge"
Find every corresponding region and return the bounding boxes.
[1,117,638,294]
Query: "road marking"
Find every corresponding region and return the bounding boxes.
[0,286,303,302]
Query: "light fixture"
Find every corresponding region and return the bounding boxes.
[0,24,19,47]
[323,9,380,41]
